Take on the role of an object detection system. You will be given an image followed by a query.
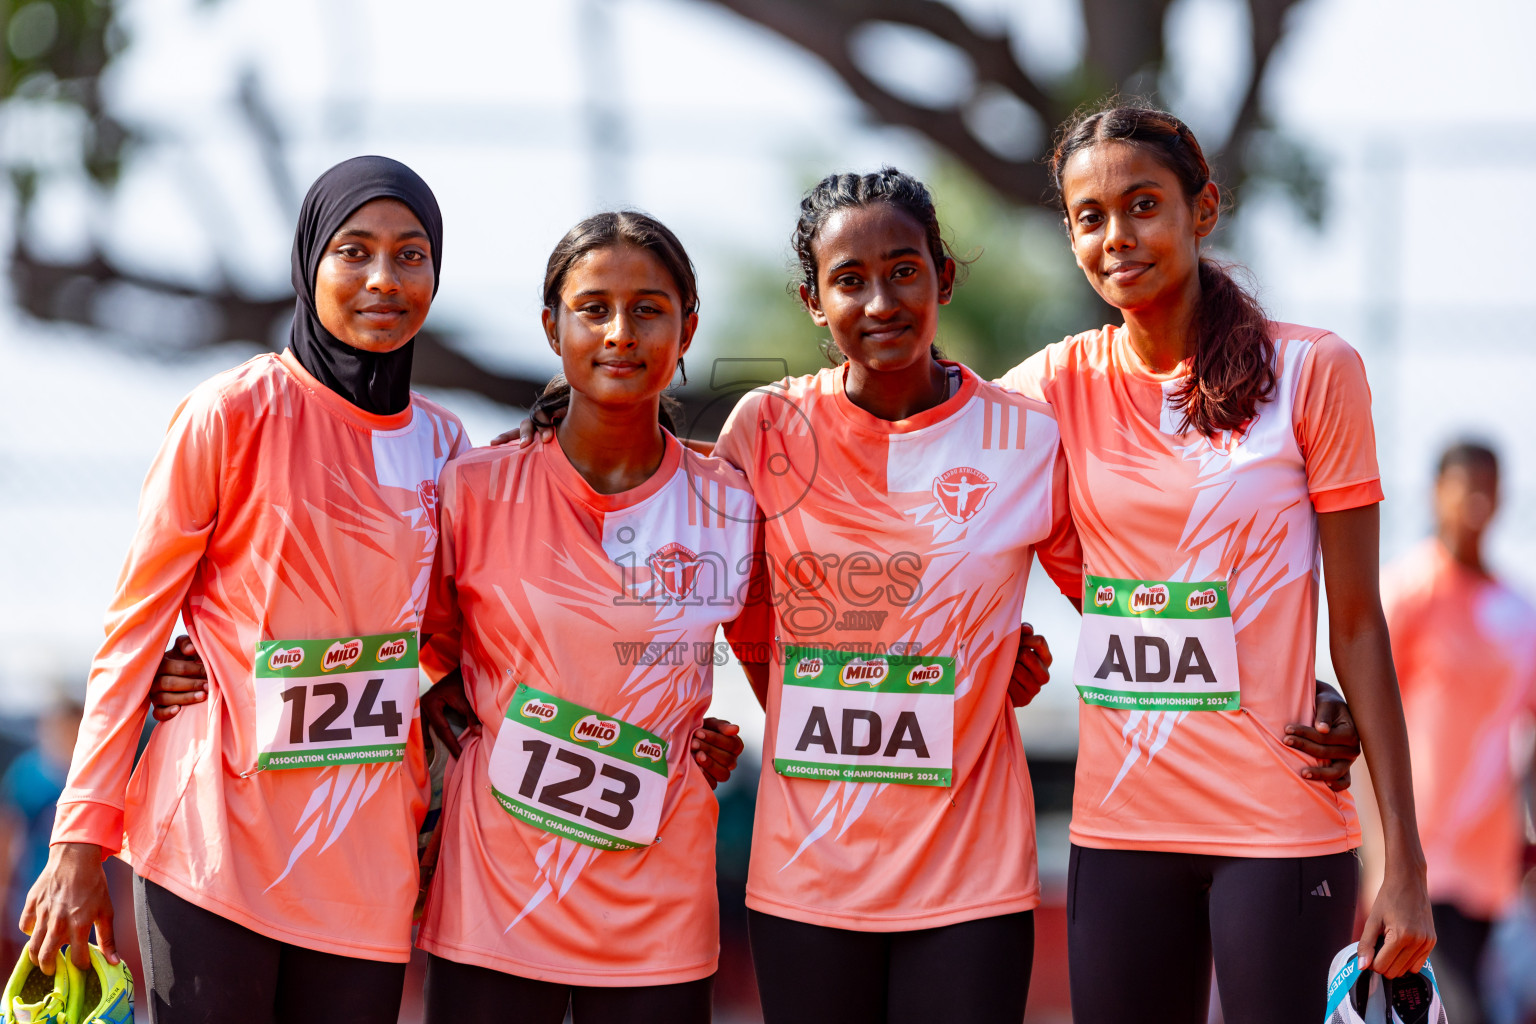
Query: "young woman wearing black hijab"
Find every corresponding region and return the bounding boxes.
[22,155,467,1023]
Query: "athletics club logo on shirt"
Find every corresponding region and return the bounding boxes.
[417,479,438,530]
[932,467,997,524]
[649,542,701,599]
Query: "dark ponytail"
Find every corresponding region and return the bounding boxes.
[792,167,961,362]
[531,210,697,434]
[1050,102,1275,437]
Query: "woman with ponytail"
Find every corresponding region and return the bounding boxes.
[507,170,1076,1023]
[412,212,758,1023]
[998,102,1435,1022]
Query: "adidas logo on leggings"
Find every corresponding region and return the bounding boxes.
[1311,880,1333,897]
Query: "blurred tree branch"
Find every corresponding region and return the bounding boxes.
[704,0,1316,210]
[2,0,1323,421]
[2,0,553,408]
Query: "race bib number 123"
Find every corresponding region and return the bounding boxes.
[254,632,416,770]
[488,685,669,852]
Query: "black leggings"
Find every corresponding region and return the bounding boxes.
[748,908,1034,1024]
[422,953,712,1024]
[133,874,406,1024]
[1067,845,1359,1024]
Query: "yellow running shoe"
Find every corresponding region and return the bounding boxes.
[0,950,80,1024]
[75,947,131,1024]
[0,946,132,1024]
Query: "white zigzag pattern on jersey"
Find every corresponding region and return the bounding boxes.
[1102,339,1318,804]
[264,408,455,893]
[503,571,702,932]
[266,763,390,891]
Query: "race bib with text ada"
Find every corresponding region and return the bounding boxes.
[254,633,415,770]
[1074,574,1240,712]
[774,646,955,787]
[487,685,669,852]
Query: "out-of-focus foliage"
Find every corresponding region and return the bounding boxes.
[1,0,1320,422]
[928,163,1103,378]
[713,160,1101,384]
[706,0,1327,227]
[2,0,128,198]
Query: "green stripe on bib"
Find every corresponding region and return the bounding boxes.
[255,632,418,676]
[504,685,669,776]
[780,646,957,695]
[1083,574,1231,620]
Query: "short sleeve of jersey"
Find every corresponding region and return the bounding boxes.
[716,390,775,664]
[995,353,1078,600]
[995,345,1057,404]
[711,387,764,473]
[1291,334,1383,513]
[723,520,773,664]
[1035,445,1083,601]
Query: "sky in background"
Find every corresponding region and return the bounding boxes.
[3,0,1534,740]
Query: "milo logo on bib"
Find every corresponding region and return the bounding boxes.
[794,656,824,678]
[376,638,410,662]
[906,663,944,686]
[488,685,669,851]
[571,715,621,747]
[839,658,889,687]
[1074,573,1241,712]
[322,639,362,672]
[520,698,558,723]
[1186,588,1220,613]
[267,646,305,671]
[775,645,956,787]
[1129,584,1169,614]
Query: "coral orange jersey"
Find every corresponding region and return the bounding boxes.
[416,434,758,985]
[717,363,1080,931]
[52,350,468,961]
[1384,539,1536,918]
[1000,323,1373,856]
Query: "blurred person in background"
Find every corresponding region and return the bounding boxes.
[1484,870,1536,1024]
[0,697,82,962]
[1380,441,1536,1024]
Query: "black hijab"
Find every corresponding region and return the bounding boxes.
[289,155,444,416]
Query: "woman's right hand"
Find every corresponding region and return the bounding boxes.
[1357,861,1436,977]
[151,635,208,720]
[489,414,558,448]
[20,843,119,973]
[1008,624,1053,707]
[421,670,479,759]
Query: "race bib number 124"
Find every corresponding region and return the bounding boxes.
[254,632,416,770]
